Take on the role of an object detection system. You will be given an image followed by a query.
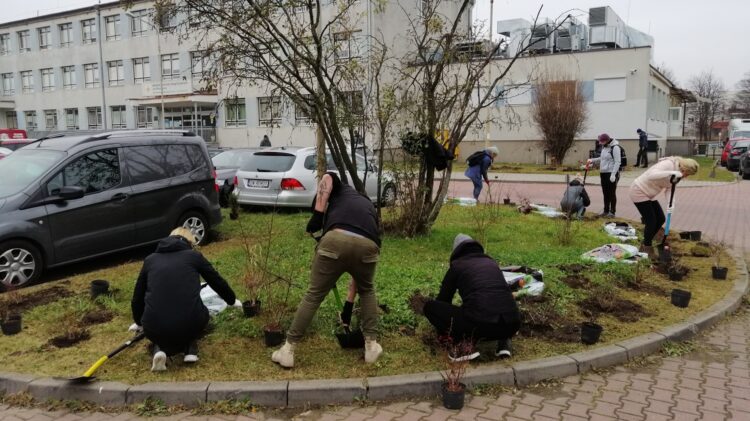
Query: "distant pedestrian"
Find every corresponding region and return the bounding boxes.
[464,146,498,201]
[636,129,649,168]
[629,157,699,259]
[587,134,622,218]
[260,135,271,147]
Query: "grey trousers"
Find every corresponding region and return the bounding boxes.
[286,230,380,343]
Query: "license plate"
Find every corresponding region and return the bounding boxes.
[246,179,270,189]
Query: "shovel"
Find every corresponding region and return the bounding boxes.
[67,332,146,383]
[658,175,679,263]
[332,286,365,349]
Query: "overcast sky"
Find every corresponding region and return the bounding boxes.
[2,0,748,89]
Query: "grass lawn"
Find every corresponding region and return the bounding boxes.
[690,156,737,182]
[0,206,735,383]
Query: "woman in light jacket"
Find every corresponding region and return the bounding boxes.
[587,133,622,217]
[629,157,699,258]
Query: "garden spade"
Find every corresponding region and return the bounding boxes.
[66,332,146,383]
[332,286,365,349]
[658,175,680,263]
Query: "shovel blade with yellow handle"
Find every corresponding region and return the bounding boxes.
[67,332,146,383]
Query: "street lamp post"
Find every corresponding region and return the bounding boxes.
[127,12,164,129]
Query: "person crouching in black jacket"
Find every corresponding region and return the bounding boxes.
[130,227,241,371]
[417,234,520,360]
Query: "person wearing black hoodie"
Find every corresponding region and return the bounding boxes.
[560,176,591,219]
[418,234,520,360]
[131,227,240,372]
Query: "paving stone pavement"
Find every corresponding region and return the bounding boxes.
[1,178,748,421]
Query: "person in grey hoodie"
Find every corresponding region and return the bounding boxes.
[560,175,591,219]
[587,133,622,217]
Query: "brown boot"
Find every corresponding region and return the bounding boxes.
[639,244,657,260]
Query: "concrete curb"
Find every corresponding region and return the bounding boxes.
[1,253,747,408]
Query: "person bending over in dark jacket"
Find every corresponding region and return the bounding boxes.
[272,172,383,368]
[413,234,520,360]
[131,227,241,372]
[560,175,591,219]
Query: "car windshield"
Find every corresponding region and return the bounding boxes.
[212,150,252,169]
[0,149,65,198]
[240,152,296,172]
[733,131,750,139]
[734,141,750,150]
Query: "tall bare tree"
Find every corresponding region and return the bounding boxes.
[733,71,750,117]
[689,70,725,141]
[531,75,587,165]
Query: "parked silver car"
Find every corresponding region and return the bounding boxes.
[233,147,396,207]
[212,148,259,186]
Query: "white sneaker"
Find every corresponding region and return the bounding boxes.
[184,354,199,363]
[271,341,295,368]
[365,339,383,364]
[151,351,167,372]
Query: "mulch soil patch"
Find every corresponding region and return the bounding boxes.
[4,286,74,313]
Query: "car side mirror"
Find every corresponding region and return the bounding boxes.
[58,186,85,201]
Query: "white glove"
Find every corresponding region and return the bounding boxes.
[609,173,617,183]
[232,299,243,308]
[666,206,674,213]
[128,323,143,333]
[671,171,683,180]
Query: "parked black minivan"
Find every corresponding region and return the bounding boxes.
[0,130,222,290]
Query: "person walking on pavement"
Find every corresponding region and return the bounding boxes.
[464,146,499,201]
[410,234,520,361]
[130,228,241,371]
[587,133,622,217]
[629,157,699,259]
[272,172,383,368]
[260,134,271,147]
[636,129,649,168]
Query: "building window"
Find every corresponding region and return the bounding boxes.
[111,106,126,129]
[191,51,204,77]
[341,91,364,116]
[1,73,13,96]
[105,15,120,41]
[38,27,51,49]
[333,31,361,60]
[6,111,18,129]
[593,77,626,102]
[159,9,177,30]
[0,33,9,55]
[225,98,246,127]
[295,95,314,124]
[161,53,180,80]
[59,23,73,46]
[62,66,76,89]
[18,30,30,52]
[44,109,57,130]
[258,96,281,126]
[130,9,152,37]
[82,19,96,44]
[136,106,155,128]
[20,71,33,93]
[41,68,54,92]
[133,57,151,83]
[87,107,102,129]
[107,60,124,86]
[84,63,100,88]
[64,108,79,129]
[24,111,37,131]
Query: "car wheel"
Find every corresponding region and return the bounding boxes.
[381,183,397,206]
[179,211,210,246]
[0,240,43,289]
[743,167,750,180]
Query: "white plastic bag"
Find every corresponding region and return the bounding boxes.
[582,243,646,264]
[530,203,564,218]
[603,222,638,241]
[200,285,228,315]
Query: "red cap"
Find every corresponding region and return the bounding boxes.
[597,133,611,144]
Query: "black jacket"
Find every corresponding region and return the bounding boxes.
[639,132,648,148]
[131,236,236,337]
[322,184,381,246]
[436,240,519,324]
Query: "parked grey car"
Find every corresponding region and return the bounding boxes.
[212,148,259,186]
[0,130,221,289]
[233,146,396,208]
[727,140,750,172]
[738,147,750,180]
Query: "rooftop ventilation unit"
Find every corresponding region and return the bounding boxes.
[588,6,626,49]
[556,18,588,52]
[497,18,532,57]
[529,23,554,54]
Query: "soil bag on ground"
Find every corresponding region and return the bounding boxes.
[444,197,477,207]
[500,266,545,298]
[603,222,638,241]
[201,286,228,315]
[582,243,646,264]
[530,203,565,218]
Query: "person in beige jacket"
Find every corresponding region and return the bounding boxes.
[629,157,699,258]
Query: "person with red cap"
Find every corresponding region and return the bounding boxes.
[586,133,622,218]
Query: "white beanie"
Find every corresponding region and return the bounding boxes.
[452,233,472,251]
[485,146,499,157]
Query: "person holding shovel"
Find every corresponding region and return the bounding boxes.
[587,133,622,217]
[464,146,498,201]
[410,234,520,360]
[272,172,383,368]
[629,157,699,259]
[560,172,591,219]
[130,228,241,372]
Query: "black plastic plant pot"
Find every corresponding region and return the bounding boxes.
[242,300,261,318]
[669,271,685,282]
[503,198,511,205]
[580,322,603,345]
[335,328,365,349]
[679,232,691,240]
[441,383,466,410]
[689,231,702,241]
[263,328,284,347]
[671,289,691,308]
[90,280,110,299]
[1,314,22,335]
[712,266,728,280]
[659,247,672,265]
